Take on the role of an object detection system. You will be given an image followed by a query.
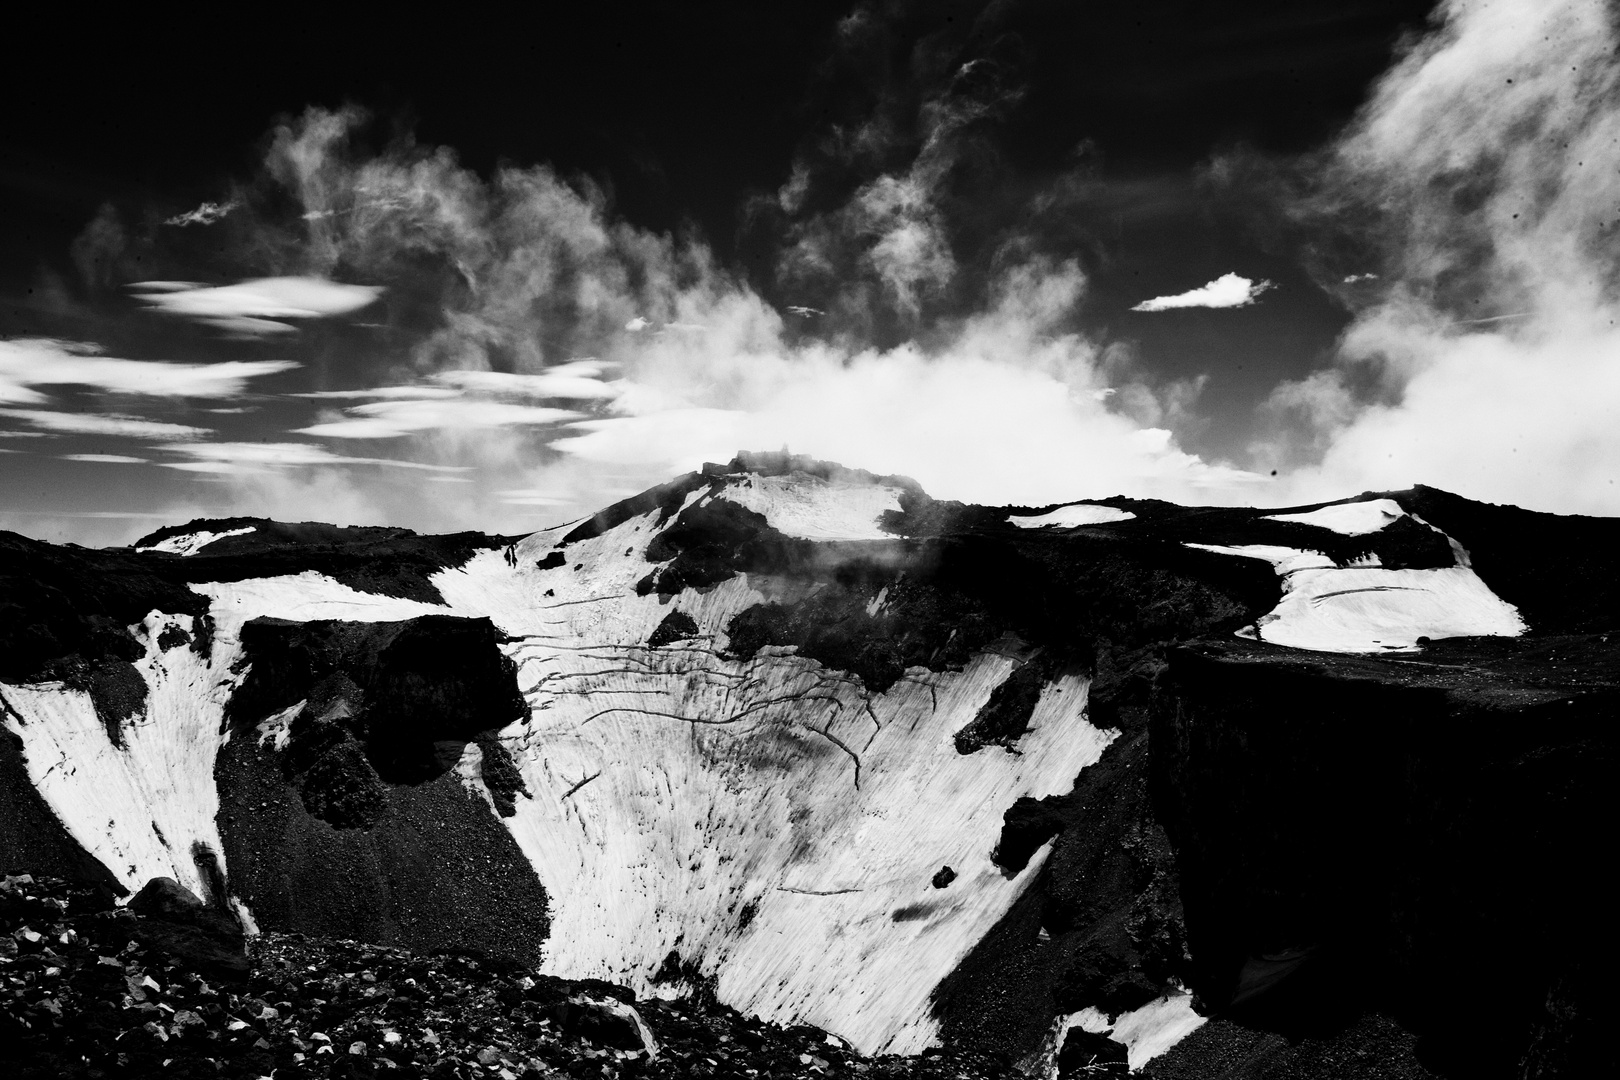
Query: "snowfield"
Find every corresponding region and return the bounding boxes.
[1262,498,1407,536]
[1188,504,1525,652]
[135,525,256,556]
[1007,504,1136,528]
[712,472,907,540]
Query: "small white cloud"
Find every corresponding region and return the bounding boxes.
[61,453,148,464]
[625,316,650,332]
[164,200,239,227]
[786,306,825,317]
[0,338,296,400]
[295,399,584,439]
[1131,273,1276,312]
[0,408,209,440]
[1343,273,1380,283]
[132,276,383,337]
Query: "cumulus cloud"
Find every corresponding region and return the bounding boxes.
[0,338,296,402]
[1131,273,1276,312]
[0,408,209,440]
[132,276,382,336]
[1254,0,1620,515]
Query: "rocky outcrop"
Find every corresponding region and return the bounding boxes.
[1150,636,1618,1077]
[215,614,548,965]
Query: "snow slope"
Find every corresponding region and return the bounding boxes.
[1008,504,1136,528]
[1262,499,1407,536]
[434,507,1115,1055]
[1189,520,1525,652]
[712,471,906,540]
[135,525,256,556]
[0,574,455,918]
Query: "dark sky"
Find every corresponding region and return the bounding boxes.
[0,1,1456,542]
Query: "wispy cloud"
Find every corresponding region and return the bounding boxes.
[164,200,239,227]
[61,453,148,464]
[429,366,620,400]
[0,408,210,440]
[1131,273,1275,312]
[131,276,382,337]
[0,338,296,402]
[155,441,471,475]
[295,399,585,439]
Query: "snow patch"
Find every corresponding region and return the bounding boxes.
[1263,498,1407,535]
[1,612,239,899]
[137,526,256,556]
[714,473,905,540]
[196,573,449,626]
[1008,504,1135,528]
[1188,543,1525,652]
[1037,988,1206,1075]
[255,700,304,753]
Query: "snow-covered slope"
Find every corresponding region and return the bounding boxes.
[445,528,1110,1054]
[135,525,256,556]
[1189,499,1525,653]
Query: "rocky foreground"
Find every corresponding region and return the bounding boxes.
[1,874,1042,1080]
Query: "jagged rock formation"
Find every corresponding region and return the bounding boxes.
[2,451,1614,1078]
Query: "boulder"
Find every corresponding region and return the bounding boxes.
[548,994,658,1058]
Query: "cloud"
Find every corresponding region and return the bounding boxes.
[1252,0,1620,516]
[164,200,239,227]
[0,338,296,401]
[295,387,464,401]
[155,441,471,475]
[132,276,383,337]
[61,454,148,464]
[0,408,210,440]
[117,106,1274,540]
[1131,273,1276,312]
[294,399,585,439]
[429,368,620,400]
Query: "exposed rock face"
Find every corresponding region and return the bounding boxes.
[1,454,1613,1077]
[1152,636,1618,1077]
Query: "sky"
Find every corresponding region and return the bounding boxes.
[4,0,1619,545]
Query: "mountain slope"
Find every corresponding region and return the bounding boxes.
[2,451,1612,1077]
